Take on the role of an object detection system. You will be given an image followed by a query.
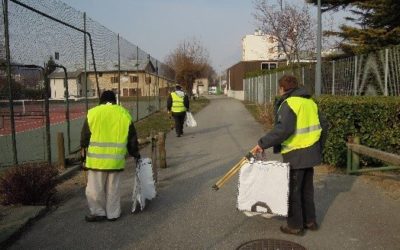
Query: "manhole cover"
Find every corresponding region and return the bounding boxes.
[237,239,306,250]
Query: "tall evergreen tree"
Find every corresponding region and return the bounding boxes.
[307,0,400,54]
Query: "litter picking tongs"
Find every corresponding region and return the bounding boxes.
[212,147,257,191]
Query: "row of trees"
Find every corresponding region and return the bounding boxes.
[253,0,400,61]
[164,0,400,93]
[164,38,215,96]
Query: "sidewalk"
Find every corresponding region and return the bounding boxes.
[1,96,400,249]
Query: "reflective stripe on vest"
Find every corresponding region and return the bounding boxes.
[279,97,322,154]
[85,104,131,170]
[171,92,186,113]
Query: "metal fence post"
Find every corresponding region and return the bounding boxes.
[2,0,18,165]
[83,12,88,111]
[269,74,272,103]
[117,33,121,103]
[332,60,335,95]
[385,48,389,96]
[354,55,358,96]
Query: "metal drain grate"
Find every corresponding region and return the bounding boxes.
[237,239,306,250]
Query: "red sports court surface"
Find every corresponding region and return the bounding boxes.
[0,101,87,136]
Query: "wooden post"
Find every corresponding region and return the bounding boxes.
[57,132,66,169]
[151,131,158,183]
[352,136,360,172]
[158,131,167,168]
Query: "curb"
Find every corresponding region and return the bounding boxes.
[0,164,81,249]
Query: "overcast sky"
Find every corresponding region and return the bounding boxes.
[61,0,349,72]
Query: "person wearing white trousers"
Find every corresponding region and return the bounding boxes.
[85,171,122,220]
[80,91,140,222]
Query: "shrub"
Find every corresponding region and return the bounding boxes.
[0,162,58,205]
[316,96,400,167]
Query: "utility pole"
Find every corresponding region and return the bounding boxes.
[315,0,322,96]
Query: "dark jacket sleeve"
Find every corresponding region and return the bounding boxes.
[80,118,91,148]
[127,122,140,158]
[258,102,296,149]
[167,94,172,111]
[184,95,189,110]
[318,111,329,151]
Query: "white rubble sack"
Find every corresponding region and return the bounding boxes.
[132,158,156,213]
[237,161,289,217]
[185,112,197,127]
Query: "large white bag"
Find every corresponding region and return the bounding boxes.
[132,158,156,213]
[185,112,197,127]
[237,161,289,217]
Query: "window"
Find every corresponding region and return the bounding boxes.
[111,76,119,83]
[130,76,138,83]
[123,88,128,96]
[261,62,278,70]
[98,73,103,77]
[269,36,274,43]
[146,77,151,84]
[129,88,136,96]
[269,63,277,70]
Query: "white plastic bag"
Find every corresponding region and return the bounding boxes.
[132,158,156,213]
[185,112,197,127]
[237,161,290,217]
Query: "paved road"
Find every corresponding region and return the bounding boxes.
[9,96,400,249]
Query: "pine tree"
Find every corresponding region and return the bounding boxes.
[307,0,400,54]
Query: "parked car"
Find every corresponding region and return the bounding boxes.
[208,86,217,94]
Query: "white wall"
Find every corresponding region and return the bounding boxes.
[242,32,281,61]
[50,78,80,100]
[227,90,244,101]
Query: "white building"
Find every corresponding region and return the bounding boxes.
[242,30,284,62]
[49,70,83,100]
[192,78,209,96]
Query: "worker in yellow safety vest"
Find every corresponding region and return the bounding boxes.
[254,75,328,236]
[167,84,189,137]
[80,90,140,222]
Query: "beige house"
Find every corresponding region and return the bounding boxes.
[49,60,175,100]
[192,78,209,96]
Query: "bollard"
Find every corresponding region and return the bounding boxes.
[151,131,158,183]
[57,132,66,169]
[158,131,167,168]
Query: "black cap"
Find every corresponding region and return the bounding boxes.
[100,90,116,104]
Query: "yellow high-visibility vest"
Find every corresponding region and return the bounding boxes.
[85,103,132,170]
[280,97,322,154]
[171,92,186,113]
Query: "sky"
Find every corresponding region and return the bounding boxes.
[61,0,349,72]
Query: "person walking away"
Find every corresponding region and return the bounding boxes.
[254,75,328,235]
[167,84,189,137]
[81,90,140,222]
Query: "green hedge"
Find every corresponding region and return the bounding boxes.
[316,96,400,167]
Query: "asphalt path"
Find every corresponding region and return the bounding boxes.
[9,96,400,249]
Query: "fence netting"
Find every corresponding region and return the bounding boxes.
[245,45,400,104]
[0,0,176,167]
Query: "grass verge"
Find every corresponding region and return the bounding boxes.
[135,96,210,138]
[242,101,274,131]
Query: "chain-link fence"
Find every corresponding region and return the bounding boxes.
[0,0,176,167]
[245,45,400,104]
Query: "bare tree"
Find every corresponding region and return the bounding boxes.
[165,38,213,95]
[253,0,316,64]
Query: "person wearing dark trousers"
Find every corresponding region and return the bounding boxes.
[254,75,328,236]
[167,84,189,137]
